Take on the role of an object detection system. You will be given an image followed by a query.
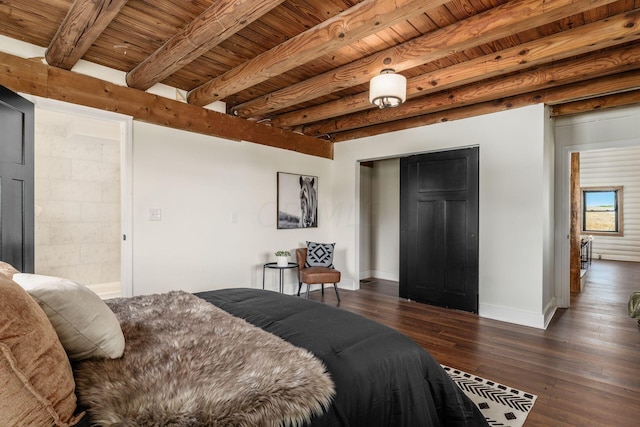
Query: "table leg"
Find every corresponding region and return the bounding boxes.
[262,266,266,290]
[279,268,284,293]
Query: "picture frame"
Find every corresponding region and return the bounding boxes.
[277,172,318,229]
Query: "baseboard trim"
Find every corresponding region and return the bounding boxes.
[370,270,399,281]
[479,302,551,330]
[86,282,122,300]
[543,297,558,329]
[360,270,373,279]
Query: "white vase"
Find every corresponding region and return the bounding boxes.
[276,256,288,267]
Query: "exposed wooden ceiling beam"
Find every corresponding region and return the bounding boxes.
[331,102,524,142]
[126,0,285,91]
[543,70,640,106]
[186,0,449,106]
[271,10,640,129]
[551,90,640,117]
[231,0,619,119]
[304,44,640,136]
[0,51,331,159]
[331,69,640,142]
[45,0,128,70]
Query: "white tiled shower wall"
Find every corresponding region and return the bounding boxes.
[34,110,121,288]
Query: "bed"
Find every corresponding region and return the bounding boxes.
[74,288,486,426]
[1,265,487,427]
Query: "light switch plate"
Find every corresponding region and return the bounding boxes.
[149,208,162,221]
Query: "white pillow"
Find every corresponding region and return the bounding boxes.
[12,273,125,361]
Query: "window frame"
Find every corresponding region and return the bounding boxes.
[581,186,623,236]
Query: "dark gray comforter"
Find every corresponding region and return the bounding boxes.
[197,288,487,427]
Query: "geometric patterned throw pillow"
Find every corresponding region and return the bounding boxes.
[305,241,335,268]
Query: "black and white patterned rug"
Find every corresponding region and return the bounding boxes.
[442,365,537,427]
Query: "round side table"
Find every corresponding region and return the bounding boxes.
[262,262,299,293]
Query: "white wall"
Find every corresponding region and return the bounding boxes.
[580,146,640,262]
[554,104,640,307]
[332,104,553,328]
[132,122,334,296]
[371,159,400,281]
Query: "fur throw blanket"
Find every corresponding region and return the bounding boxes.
[73,291,334,426]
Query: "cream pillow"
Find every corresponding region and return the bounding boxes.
[12,273,125,361]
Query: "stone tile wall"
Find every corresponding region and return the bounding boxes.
[34,110,121,286]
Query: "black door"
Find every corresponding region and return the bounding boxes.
[399,147,479,312]
[0,85,35,272]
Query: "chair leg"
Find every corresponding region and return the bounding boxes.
[297,281,303,296]
[306,283,311,299]
[321,284,324,295]
[333,283,340,302]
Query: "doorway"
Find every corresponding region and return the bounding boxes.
[31,98,133,297]
[359,159,400,284]
[358,147,480,313]
[569,146,640,299]
[555,106,640,309]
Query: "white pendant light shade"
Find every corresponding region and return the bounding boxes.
[369,69,407,108]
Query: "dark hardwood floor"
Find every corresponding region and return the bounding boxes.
[308,260,640,426]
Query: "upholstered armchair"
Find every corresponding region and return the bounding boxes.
[296,248,341,302]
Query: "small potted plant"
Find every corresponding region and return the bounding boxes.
[275,250,291,267]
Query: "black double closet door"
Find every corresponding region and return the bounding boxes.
[399,147,479,313]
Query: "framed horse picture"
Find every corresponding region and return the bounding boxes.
[277,172,318,229]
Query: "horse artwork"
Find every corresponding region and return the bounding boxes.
[277,172,318,229]
[299,176,317,228]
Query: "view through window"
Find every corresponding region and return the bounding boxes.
[582,186,623,235]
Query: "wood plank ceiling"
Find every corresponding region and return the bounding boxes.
[1,0,639,145]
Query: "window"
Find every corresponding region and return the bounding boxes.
[581,186,623,236]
